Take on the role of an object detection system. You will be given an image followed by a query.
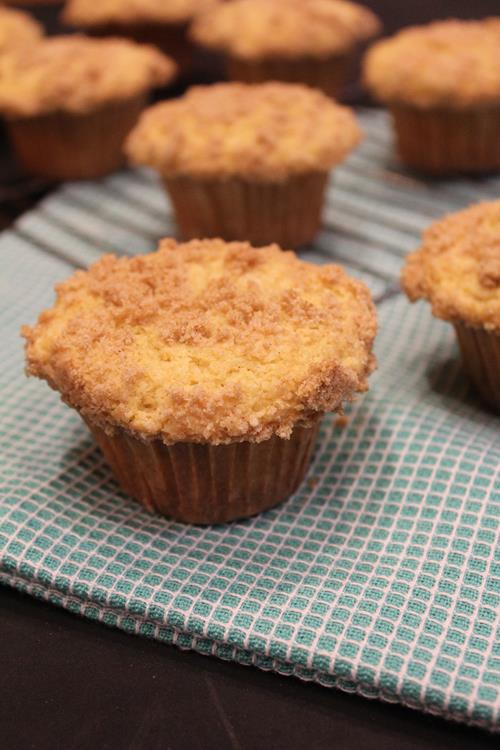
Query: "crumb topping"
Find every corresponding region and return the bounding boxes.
[23,239,377,445]
[402,201,500,332]
[63,0,221,26]
[191,0,381,60]
[0,35,176,117]
[364,18,500,109]
[126,82,362,180]
[0,7,43,55]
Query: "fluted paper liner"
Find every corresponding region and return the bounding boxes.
[390,106,500,175]
[90,22,193,72]
[227,54,354,99]
[164,172,328,248]
[7,94,147,180]
[87,418,321,524]
[453,323,500,412]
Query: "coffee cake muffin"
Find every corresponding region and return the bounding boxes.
[364,19,500,174]
[190,0,381,98]
[4,1,61,5]
[0,6,43,54]
[63,0,221,72]
[126,82,362,247]
[23,238,377,524]
[0,35,175,180]
[402,201,500,411]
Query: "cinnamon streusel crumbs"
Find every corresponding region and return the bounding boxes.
[402,201,500,332]
[0,35,176,117]
[126,82,362,180]
[364,18,500,109]
[190,0,381,60]
[23,239,377,445]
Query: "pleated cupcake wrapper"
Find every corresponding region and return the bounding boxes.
[453,323,500,413]
[163,173,328,248]
[7,94,147,181]
[390,105,500,175]
[90,23,193,73]
[227,53,354,99]
[86,418,321,525]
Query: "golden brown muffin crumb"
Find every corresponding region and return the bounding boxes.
[0,6,43,55]
[0,35,176,117]
[63,0,221,26]
[402,201,500,332]
[126,82,362,180]
[364,18,500,109]
[191,0,381,60]
[23,239,377,445]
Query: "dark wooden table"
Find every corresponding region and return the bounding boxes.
[2,2,499,748]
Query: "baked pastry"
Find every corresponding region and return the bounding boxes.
[62,0,221,72]
[126,82,362,247]
[23,238,377,524]
[0,6,43,55]
[3,1,61,6]
[190,0,381,98]
[0,35,176,180]
[402,201,500,411]
[364,19,500,174]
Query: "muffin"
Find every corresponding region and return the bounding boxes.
[62,0,221,73]
[190,0,381,99]
[402,201,500,412]
[126,82,362,248]
[0,6,44,54]
[23,238,377,524]
[0,35,176,180]
[4,1,61,5]
[364,19,500,175]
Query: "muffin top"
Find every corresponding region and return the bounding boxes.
[63,0,221,26]
[364,18,500,109]
[190,0,381,60]
[23,239,377,445]
[402,201,500,332]
[0,6,43,55]
[0,35,176,117]
[126,82,362,180]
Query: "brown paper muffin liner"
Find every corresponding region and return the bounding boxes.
[453,323,500,412]
[227,54,354,99]
[7,93,147,181]
[90,22,193,73]
[390,106,500,175]
[163,172,328,248]
[86,418,321,525]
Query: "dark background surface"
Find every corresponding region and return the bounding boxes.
[1,2,499,749]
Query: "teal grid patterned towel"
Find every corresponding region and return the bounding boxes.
[1,111,499,731]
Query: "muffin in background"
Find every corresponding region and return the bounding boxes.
[62,0,222,73]
[23,238,377,524]
[3,1,61,5]
[0,35,176,180]
[402,201,500,412]
[0,5,44,54]
[190,0,381,98]
[364,19,500,175]
[126,82,362,248]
